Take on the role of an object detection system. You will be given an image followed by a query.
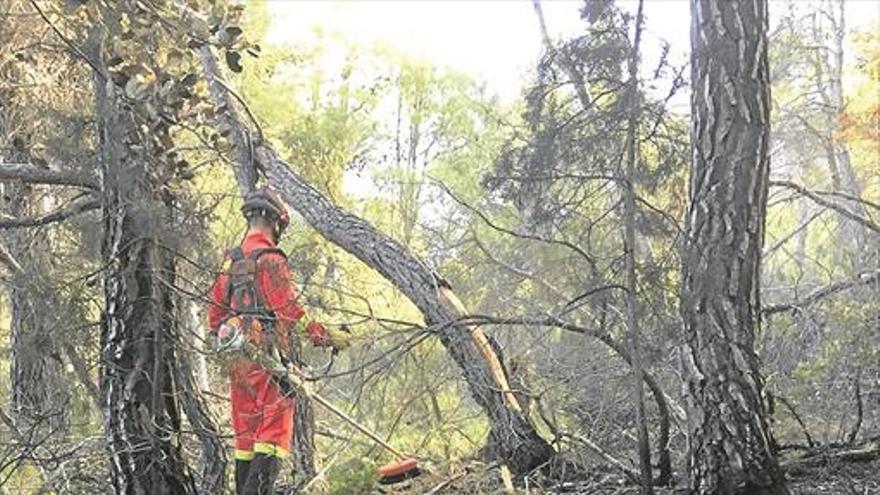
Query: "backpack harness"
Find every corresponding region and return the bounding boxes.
[222,245,336,381]
[223,246,287,355]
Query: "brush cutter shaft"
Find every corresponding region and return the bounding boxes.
[308,390,408,460]
[245,342,409,461]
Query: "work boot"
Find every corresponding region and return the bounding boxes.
[241,453,280,495]
[235,459,252,495]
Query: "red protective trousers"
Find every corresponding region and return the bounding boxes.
[208,229,328,460]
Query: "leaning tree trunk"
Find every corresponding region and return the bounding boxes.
[198,46,554,474]
[259,147,554,473]
[94,51,196,495]
[681,1,787,494]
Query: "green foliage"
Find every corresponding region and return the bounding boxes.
[327,457,379,495]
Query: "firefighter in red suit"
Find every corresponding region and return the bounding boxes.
[208,188,350,495]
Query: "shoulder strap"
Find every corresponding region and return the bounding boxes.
[248,247,287,311]
[224,246,247,306]
[222,246,287,314]
[248,247,286,261]
[227,246,245,262]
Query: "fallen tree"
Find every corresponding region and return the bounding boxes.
[199,46,555,474]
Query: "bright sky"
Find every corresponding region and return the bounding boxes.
[265,0,879,103]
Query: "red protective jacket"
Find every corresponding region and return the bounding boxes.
[208,229,328,460]
[208,229,329,349]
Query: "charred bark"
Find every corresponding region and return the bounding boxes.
[0,162,97,189]
[94,46,196,495]
[681,1,787,494]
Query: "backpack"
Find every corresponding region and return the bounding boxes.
[223,246,287,351]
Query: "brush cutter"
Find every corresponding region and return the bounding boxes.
[243,341,423,485]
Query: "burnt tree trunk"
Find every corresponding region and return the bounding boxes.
[0,50,67,428]
[199,48,554,474]
[681,1,787,494]
[94,46,196,495]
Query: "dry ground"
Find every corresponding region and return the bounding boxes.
[371,444,880,494]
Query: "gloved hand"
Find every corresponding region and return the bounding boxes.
[306,321,352,351]
[216,316,247,353]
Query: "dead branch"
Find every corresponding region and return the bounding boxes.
[763,269,880,315]
[430,177,598,274]
[472,233,566,298]
[775,395,815,448]
[0,162,97,189]
[770,180,880,234]
[782,441,880,470]
[846,370,863,445]
[0,241,25,273]
[0,196,99,229]
[565,431,640,482]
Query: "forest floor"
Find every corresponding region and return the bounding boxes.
[373,443,880,494]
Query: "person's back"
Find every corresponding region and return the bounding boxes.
[207,188,350,495]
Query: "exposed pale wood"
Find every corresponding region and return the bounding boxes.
[438,286,522,413]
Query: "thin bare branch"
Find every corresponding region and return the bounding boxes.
[771,180,880,234]
[0,162,97,189]
[0,196,99,229]
[763,269,880,315]
[430,177,598,274]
